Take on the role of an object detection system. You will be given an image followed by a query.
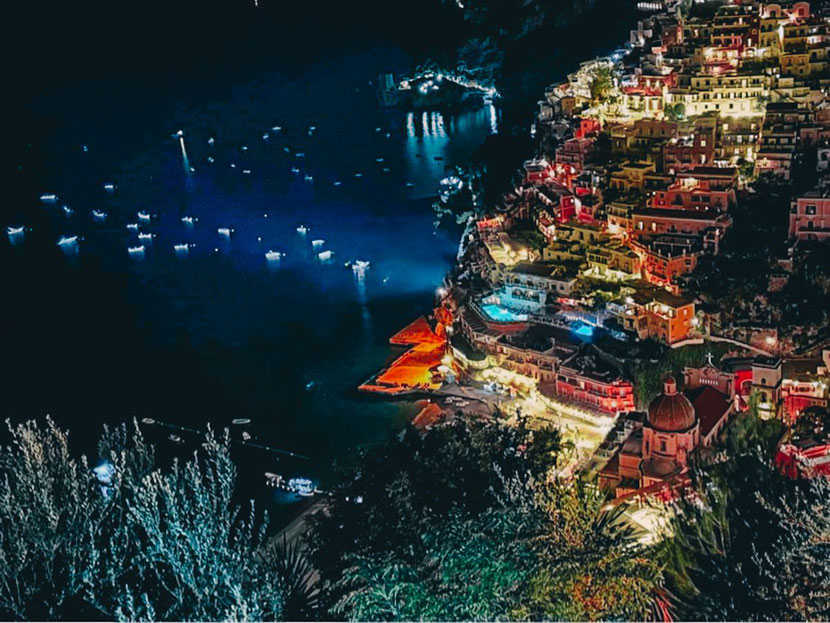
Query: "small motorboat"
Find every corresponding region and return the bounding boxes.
[288,477,315,497]
[174,243,190,254]
[375,157,384,163]
[91,210,107,221]
[383,167,390,172]
[140,417,155,425]
[40,193,58,204]
[295,152,305,158]
[137,232,154,241]
[208,137,215,145]
[265,250,283,261]
[232,418,251,425]
[243,169,251,174]
[352,259,370,271]
[291,167,300,174]
[265,472,283,486]
[127,245,145,256]
[283,147,291,153]
[62,206,73,217]
[230,163,237,168]
[272,125,282,132]
[304,174,313,182]
[405,182,415,187]
[217,227,233,237]
[181,216,196,225]
[311,239,325,248]
[137,211,151,222]
[103,183,115,192]
[168,434,183,444]
[172,130,184,138]
[296,225,308,235]
[262,133,269,140]
[354,172,363,178]
[207,156,215,163]
[57,235,78,246]
[308,126,316,132]
[317,250,333,261]
[7,226,24,236]
[241,145,248,151]
[333,181,342,187]
[126,223,139,231]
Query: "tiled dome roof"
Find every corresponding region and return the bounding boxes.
[647,377,696,432]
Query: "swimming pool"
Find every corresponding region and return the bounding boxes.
[572,322,595,339]
[481,303,528,323]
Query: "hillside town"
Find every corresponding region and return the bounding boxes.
[368,0,830,505]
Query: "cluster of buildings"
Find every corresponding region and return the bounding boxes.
[439,0,830,501]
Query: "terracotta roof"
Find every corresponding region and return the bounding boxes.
[648,378,696,432]
[642,456,684,479]
[688,386,731,439]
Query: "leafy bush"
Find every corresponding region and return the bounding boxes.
[0,418,285,621]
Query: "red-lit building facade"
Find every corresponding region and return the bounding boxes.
[628,235,701,291]
[553,344,636,415]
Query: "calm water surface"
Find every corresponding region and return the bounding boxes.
[3,49,499,508]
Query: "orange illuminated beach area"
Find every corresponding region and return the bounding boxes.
[359,316,446,395]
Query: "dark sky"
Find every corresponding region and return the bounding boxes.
[7,0,458,91]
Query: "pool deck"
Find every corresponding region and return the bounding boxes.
[359,316,446,395]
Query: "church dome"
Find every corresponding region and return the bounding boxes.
[647,377,696,432]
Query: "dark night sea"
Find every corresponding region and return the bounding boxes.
[3,0,635,519]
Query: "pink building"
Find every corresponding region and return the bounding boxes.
[650,177,735,211]
[789,191,830,242]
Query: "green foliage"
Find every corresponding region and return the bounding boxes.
[793,406,830,442]
[334,506,538,621]
[722,409,785,459]
[0,418,285,621]
[308,420,666,620]
[664,454,830,621]
[589,65,614,104]
[331,480,665,622]
[521,483,665,621]
[664,103,685,122]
